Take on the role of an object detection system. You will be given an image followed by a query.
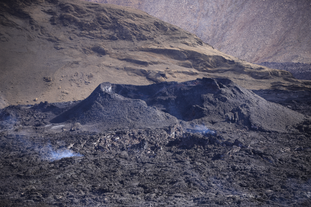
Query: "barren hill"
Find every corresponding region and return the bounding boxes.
[0,0,310,109]
[87,0,311,64]
[51,78,305,132]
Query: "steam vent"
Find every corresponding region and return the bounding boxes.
[1,0,311,206]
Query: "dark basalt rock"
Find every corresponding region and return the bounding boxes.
[55,77,305,132]
[0,78,311,206]
[51,82,178,130]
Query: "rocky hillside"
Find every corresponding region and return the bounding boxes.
[88,0,311,64]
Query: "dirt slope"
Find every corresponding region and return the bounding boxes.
[0,0,310,108]
[88,0,311,64]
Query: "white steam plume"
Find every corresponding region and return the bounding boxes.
[42,144,83,161]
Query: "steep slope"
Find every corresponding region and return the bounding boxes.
[51,82,178,129]
[0,0,310,108]
[88,0,311,64]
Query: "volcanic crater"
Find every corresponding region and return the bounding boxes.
[0,0,311,206]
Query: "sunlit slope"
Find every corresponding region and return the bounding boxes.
[88,0,311,64]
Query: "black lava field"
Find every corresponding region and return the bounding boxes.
[0,78,311,206]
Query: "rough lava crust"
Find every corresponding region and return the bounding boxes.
[0,78,311,206]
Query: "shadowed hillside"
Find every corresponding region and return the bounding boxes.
[259,62,311,80]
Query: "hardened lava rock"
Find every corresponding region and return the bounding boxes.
[0,78,310,206]
[52,78,306,132]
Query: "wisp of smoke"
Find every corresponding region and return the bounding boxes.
[0,114,18,130]
[13,134,83,161]
[43,145,83,161]
[187,125,216,135]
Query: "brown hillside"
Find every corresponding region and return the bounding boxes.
[0,0,310,108]
[87,0,311,64]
